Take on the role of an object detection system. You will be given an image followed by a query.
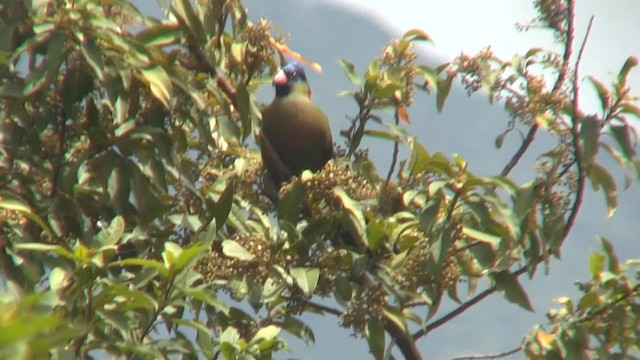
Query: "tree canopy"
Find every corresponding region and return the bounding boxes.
[0,0,639,359]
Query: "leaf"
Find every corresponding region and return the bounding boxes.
[436,74,453,112]
[415,65,438,92]
[278,316,315,344]
[235,84,252,139]
[109,258,169,277]
[514,182,538,220]
[0,191,51,234]
[366,318,385,360]
[214,181,234,232]
[495,130,508,149]
[277,180,306,224]
[221,240,254,261]
[334,274,352,302]
[135,23,180,47]
[171,0,206,43]
[618,56,638,85]
[588,251,605,279]
[290,267,319,297]
[396,104,410,124]
[402,28,433,44]
[462,227,501,249]
[338,58,361,87]
[588,163,618,217]
[334,188,366,248]
[598,236,621,274]
[407,137,430,176]
[366,218,385,251]
[579,116,600,169]
[173,244,208,272]
[587,76,611,112]
[249,325,281,345]
[14,243,75,260]
[140,65,172,108]
[49,267,71,293]
[493,270,534,311]
[609,124,637,164]
[96,216,125,247]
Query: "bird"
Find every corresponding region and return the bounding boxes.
[258,61,333,188]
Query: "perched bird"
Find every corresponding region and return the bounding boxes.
[258,62,333,187]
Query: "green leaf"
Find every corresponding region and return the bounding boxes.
[214,181,235,232]
[334,188,366,248]
[436,74,453,112]
[462,227,501,248]
[588,163,618,217]
[236,84,252,139]
[49,267,71,293]
[495,130,508,149]
[402,28,433,44]
[415,65,439,93]
[174,245,208,272]
[587,77,611,112]
[493,270,534,311]
[0,191,51,234]
[366,218,385,251]
[290,267,319,297]
[221,240,254,261]
[277,180,306,224]
[171,0,206,43]
[14,243,75,260]
[618,56,638,85]
[609,124,637,164]
[338,58,362,87]
[598,236,621,274]
[579,116,600,169]
[110,258,169,277]
[96,216,125,247]
[135,23,180,47]
[249,325,281,346]
[407,137,430,176]
[140,65,172,108]
[588,251,605,279]
[278,316,315,344]
[365,318,385,360]
[514,182,538,220]
[335,274,352,302]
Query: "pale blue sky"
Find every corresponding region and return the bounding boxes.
[328,0,640,115]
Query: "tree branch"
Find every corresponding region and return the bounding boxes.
[562,14,595,239]
[450,345,522,360]
[500,0,576,177]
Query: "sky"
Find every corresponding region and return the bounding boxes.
[327,0,640,116]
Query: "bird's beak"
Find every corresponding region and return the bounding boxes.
[272,69,287,86]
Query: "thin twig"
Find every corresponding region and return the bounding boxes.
[413,263,530,340]
[562,14,595,239]
[304,300,343,317]
[450,345,522,360]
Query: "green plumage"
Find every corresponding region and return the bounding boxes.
[260,62,333,187]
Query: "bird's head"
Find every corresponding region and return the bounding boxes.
[273,61,312,98]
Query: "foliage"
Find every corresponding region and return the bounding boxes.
[0,0,638,359]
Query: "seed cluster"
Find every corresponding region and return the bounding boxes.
[340,283,386,337]
[196,234,273,285]
[279,160,377,220]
